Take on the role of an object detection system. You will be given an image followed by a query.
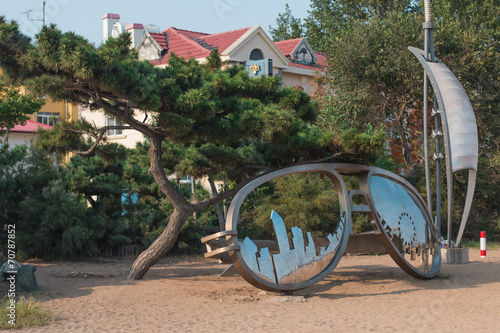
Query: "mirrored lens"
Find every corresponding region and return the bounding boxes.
[370,176,438,274]
[237,173,346,284]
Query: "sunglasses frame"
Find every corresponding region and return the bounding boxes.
[202,163,441,292]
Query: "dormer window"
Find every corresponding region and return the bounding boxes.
[250,49,264,60]
[299,48,307,63]
[289,39,318,66]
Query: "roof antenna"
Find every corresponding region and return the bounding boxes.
[22,1,46,27]
[42,0,46,26]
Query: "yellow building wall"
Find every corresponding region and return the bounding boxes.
[29,96,79,123]
[2,68,77,122]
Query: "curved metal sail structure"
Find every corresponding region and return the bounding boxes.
[408,46,478,247]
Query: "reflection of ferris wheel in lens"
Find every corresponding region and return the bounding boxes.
[202,1,478,293]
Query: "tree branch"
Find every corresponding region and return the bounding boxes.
[67,125,132,156]
[94,92,161,139]
[191,174,262,210]
[147,136,190,208]
[297,152,345,165]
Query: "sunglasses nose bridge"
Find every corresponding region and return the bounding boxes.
[348,189,382,235]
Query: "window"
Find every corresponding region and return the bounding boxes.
[178,175,191,182]
[250,49,264,60]
[298,47,308,63]
[37,112,59,126]
[106,117,123,136]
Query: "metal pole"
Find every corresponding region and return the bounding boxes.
[426,13,451,245]
[423,28,432,216]
[42,0,46,26]
[435,108,442,236]
[423,0,440,235]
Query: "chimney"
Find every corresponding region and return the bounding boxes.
[125,23,145,48]
[102,13,120,42]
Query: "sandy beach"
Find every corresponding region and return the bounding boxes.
[2,248,499,332]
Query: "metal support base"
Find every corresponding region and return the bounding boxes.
[441,248,469,264]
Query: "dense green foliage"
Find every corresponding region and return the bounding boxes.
[239,173,341,240]
[0,141,218,260]
[304,0,420,52]
[0,144,106,260]
[298,0,500,240]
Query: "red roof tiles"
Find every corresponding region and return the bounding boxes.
[149,32,168,49]
[171,28,209,39]
[150,27,250,65]
[288,62,318,70]
[275,38,302,56]
[164,27,211,60]
[197,27,250,54]
[1,120,52,133]
[147,26,326,71]
[316,52,327,67]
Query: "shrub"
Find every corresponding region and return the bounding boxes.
[0,297,54,329]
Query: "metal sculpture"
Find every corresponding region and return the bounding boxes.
[411,0,478,247]
[203,164,441,292]
[202,1,477,292]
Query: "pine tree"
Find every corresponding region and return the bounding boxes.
[0,19,347,279]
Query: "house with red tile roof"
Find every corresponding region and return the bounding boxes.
[135,24,324,95]
[0,69,78,151]
[78,14,329,191]
[85,14,326,152]
[0,120,52,147]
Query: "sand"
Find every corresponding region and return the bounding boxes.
[2,248,499,332]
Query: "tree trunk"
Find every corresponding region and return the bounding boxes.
[127,135,194,280]
[395,113,413,165]
[191,176,197,219]
[126,136,257,280]
[127,206,191,280]
[209,178,225,231]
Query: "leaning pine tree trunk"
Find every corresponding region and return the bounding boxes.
[127,206,191,280]
[126,136,251,280]
[127,135,194,280]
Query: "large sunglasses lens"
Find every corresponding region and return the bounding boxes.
[235,171,348,287]
[370,175,439,276]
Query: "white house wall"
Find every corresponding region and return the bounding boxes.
[2,133,35,147]
[228,32,288,70]
[137,36,161,61]
[78,106,148,149]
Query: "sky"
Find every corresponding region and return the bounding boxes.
[2,0,312,46]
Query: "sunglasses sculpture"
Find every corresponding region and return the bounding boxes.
[202,14,478,293]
